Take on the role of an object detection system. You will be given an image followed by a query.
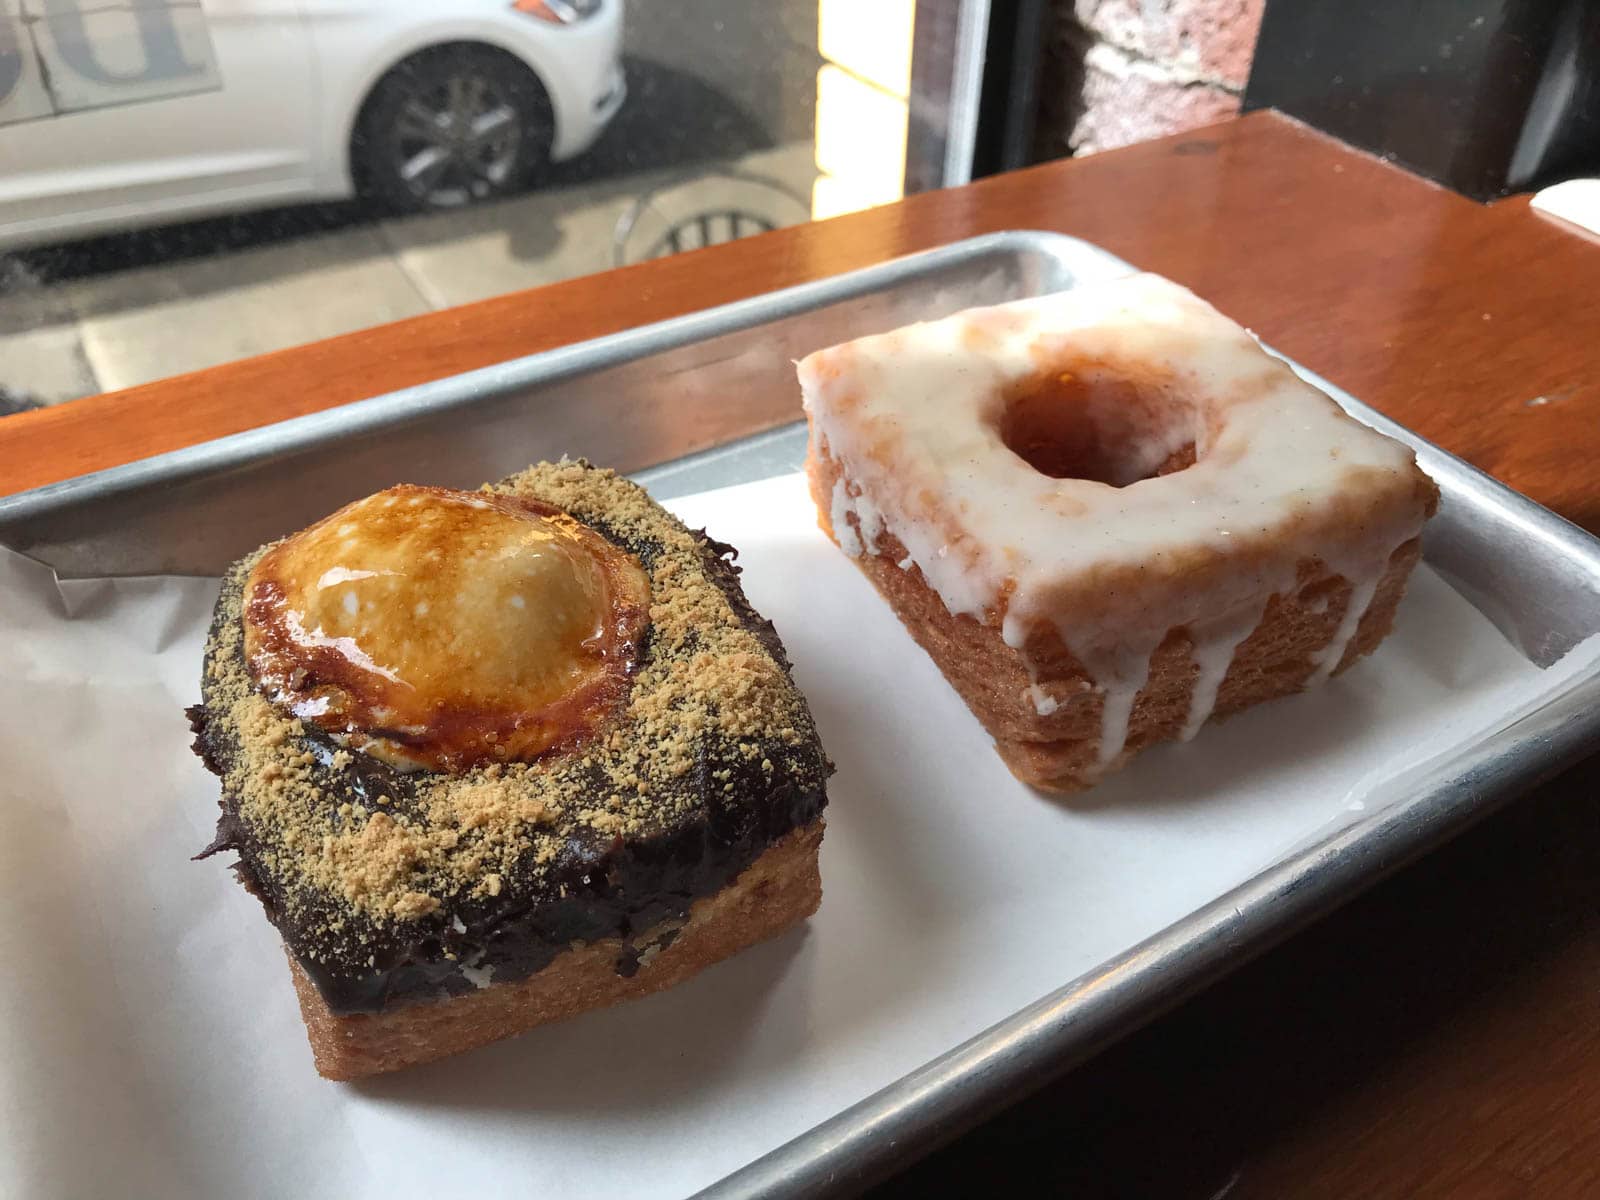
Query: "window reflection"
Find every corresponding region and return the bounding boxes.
[0,0,942,412]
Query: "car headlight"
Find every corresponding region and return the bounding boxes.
[511,0,602,24]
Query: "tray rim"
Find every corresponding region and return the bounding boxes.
[0,229,1088,528]
[686,246,1600,1196]
[695,657,1600,1199]
[4,230,1598,1198]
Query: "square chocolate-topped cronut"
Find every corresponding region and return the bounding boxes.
[192,461,830,1079]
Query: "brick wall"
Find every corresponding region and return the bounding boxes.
[1036,0,1266,158]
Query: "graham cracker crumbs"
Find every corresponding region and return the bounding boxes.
[200,461,827,953]
[580,809,624,835]
[392,891,441,920]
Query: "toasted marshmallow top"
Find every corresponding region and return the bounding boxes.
[244,484,650,771]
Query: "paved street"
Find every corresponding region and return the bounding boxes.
[0,140,814,404]
[0,1,822,409]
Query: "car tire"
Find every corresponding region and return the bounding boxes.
[353,44,554,214]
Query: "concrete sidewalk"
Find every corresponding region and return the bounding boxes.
[0,142,814,407]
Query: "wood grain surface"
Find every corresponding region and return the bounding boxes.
[4,110,1597,1197]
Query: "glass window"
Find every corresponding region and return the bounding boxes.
[2,0,1005,414]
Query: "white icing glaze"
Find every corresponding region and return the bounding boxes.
[1307,575,1381,687]
[1084,639,1157,766]
[830,476,862,557]
[1180,599,1267,742]
[800,272,1433,773]
[1027,684,1060,716]
[854,488,885,552]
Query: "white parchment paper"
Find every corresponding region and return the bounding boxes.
[3,472,1597,1200]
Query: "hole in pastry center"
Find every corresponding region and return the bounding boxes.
[999,370,1198,487]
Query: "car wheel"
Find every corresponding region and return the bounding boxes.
[353,44,554,213]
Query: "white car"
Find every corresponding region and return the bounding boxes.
[0,0,626,250]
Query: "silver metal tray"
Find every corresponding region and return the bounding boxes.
[4,232,1599,1198]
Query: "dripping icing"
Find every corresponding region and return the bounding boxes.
[830,478,862,558]
[1180,600,1267,741]
[1069,636,1160,767]
[1307,573,1382,686]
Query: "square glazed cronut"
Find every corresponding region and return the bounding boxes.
[799,273,1439,792]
